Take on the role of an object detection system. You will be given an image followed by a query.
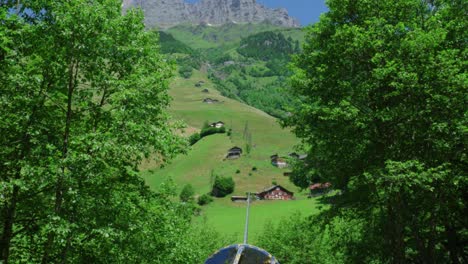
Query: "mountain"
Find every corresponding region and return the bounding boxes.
[122,0,300,29]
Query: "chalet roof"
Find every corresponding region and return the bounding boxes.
[272,157,287,163]
[270,154,279,160]
[228,146,243,153]
[257,185,293,195]
[203,98,219,102]
[309,182,332,190]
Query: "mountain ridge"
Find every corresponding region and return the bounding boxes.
[122,0,300,29]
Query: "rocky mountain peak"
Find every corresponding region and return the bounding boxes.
[122,0,300,29]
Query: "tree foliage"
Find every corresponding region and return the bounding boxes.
[0,1,224,263]
[211,176,235,198]
[277,0,467,263]
[180,184,195,202]
[237,31,299,61]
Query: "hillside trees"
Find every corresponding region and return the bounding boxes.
[0,1,223,263]
[211,176,235,198]
[276,0,467,263]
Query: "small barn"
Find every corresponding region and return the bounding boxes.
[271,156,288,168]
[210,121,225,128]
[226,146,243,159]
[203,98,219,104]
[309,182,332,197]
[231,196,248,202]
[256,185,294,200]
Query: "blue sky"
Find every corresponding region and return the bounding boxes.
[185,0,328,25]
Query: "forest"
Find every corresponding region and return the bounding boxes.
[1,0,467,263]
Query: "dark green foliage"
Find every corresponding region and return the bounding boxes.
[188,126,226,146]
[278,0,468,263]
[252,167,257,171]
[236,169,241,174]
[178,64,193,79]
[258,211,367,264]
[158,31,194,54]
[0,2,225,263]
[237,31,297,61]
[200,126,226,138]
[188,133,201,146]
[157,31,202,79]
[179,184,195,202]
[197,194,214,206]
[211,176,235,198]
[208,60,295,118]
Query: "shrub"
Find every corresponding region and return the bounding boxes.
[189,133,201,146]
[179,184,195,202]
[178,64,193,79]
[200,127,226,138]
[211,176,235,198]
[252,166,257,171]
[235,169,240,174]
[190,126,227,146]
[197,194,213,206]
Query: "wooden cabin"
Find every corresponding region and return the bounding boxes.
[210,121,225,128]
[231,196,248,202]
[271,156,288,168]
[256,185,294,201]
[195,81,205,87]
[226,146,243,160]
[203,98,219,104]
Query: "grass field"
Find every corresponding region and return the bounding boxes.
[141,69,321,239]
[198,198,324,243]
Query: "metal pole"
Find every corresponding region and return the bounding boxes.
[243,192,251,245]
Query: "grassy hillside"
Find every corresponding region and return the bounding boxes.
[142,70,298,194]
[141,70,321,242]
[142,24,320,243]
[166,22,284,50]
[160,23,306,118]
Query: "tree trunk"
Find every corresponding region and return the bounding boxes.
[42,60,77,264]
[1,185,19,264]
[445,224,461,264]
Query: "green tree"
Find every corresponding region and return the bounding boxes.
[0,1,222,263]
[179,184,195,202]
[211,176,235,198]
[197,194,214,206]
[282,0,467,263]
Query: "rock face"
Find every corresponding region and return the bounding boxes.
[122,0,300,29]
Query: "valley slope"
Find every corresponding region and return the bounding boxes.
[140,21,321,242]
[140,70,322,242]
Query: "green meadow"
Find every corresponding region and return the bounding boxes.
[141,70,320,240]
